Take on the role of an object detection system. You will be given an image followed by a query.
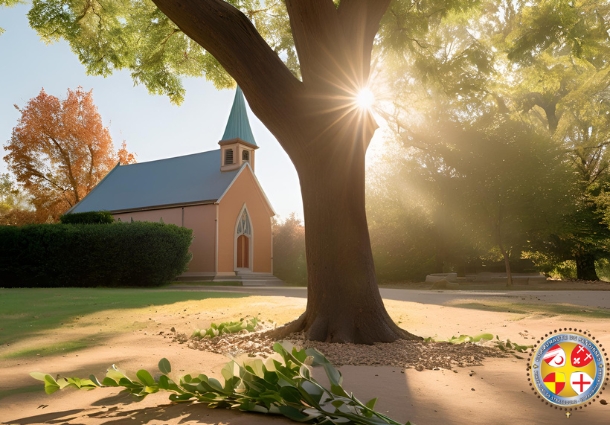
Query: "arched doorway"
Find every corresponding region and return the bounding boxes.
[236,234,249,268]
[234,207,252,271]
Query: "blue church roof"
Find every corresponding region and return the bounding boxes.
[69,150,241,213]
[221,86,257,146]
[68,87,261,214]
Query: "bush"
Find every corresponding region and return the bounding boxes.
[0,222,193,287]
[60,211,114,224]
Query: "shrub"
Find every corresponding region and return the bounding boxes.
[60,211,114,224]
[0,222,193,287]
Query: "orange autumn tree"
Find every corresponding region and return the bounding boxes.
[4,87,136,223]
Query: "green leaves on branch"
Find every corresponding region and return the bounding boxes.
[424,333,532,360]
[493,335,531,355]
[31,343,413,425]
[192,317,259,339]
[424,333,494,344]
[26,0,295,104]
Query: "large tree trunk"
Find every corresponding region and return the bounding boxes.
[575,254,599,281]
[277,127,419,343]
[152,0,416,343]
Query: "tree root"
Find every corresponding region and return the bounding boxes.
[265,312,422,344]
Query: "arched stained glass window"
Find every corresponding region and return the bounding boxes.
[236,209,251,236]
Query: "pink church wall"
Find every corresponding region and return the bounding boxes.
[183,204,216,273]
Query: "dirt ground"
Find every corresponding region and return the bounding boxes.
[1,293,609,425]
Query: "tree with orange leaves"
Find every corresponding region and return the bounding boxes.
[4,87,136,223]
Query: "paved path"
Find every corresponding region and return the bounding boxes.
[169,286,610,309]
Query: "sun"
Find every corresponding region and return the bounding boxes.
[355,87,375,110]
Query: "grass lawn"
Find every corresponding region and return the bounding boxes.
[0,288,249,347]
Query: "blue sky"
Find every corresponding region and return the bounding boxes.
[0,4,310,220]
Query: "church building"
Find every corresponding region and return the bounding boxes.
[68,87,279,283]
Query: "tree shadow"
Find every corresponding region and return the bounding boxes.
[3,409,85,425]
[0,288,249,346]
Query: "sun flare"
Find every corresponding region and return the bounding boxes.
[355,87,375,110]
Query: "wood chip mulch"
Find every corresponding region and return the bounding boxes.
[171,326,506,370]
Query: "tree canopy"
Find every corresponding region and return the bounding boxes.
[4,87,136,223]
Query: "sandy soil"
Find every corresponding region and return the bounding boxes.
[1,294,608,425]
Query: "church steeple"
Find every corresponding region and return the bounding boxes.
[219,86,259,172]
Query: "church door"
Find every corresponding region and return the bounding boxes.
[235,207,252,271]
[236,235,249,268]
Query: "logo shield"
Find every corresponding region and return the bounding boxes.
[543,345,566,367]
[571,344,594,367]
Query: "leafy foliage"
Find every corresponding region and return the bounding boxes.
[31,342,412,425]
[424,333,494,344]
[0,173,36,226]
[26,0,296,104]
[0,221,192,287]
[60,210,114,224]
[4,87,136,223]
[424,333,531,358]
[273,214,307,285]
[192,317,259,339]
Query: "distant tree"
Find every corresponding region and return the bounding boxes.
[4,87,136,223]
[366,175,439,282]
[0,173,36,225]
[272,214,307,285]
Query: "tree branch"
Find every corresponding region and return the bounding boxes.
[150,0,301,143]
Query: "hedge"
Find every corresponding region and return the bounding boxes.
[60,211,114,224]
[0,222,193,287]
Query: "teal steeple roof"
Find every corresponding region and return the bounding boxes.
[221,86,257,146]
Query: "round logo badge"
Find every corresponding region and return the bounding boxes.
[528,328,608,409]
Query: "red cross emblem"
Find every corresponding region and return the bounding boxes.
[571,344,593,367]
[570,372,593,395]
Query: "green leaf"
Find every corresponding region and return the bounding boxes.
[158,358,171,374]
[169,393,195,402]
[207,377,224,393]
[472,333,493,342]
[43,375,60,395]
[102,377,119,387]
[322,363,342,387]
[29,372,47,382]
[292,347,307,363]
[279,386,303,404]
[221,361,236,381]
[300,380,324,405]
[365,397,378,410]
[278,405,311,422]
[136,369,155,386]
[330,384,349,397]
[158,375,170,390]
[89,375,102,387]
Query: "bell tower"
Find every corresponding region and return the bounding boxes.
[219,86,259,172]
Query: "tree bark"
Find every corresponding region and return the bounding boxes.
[286,126,418,343]
[151,0,416,343]
[575,254,599,281]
